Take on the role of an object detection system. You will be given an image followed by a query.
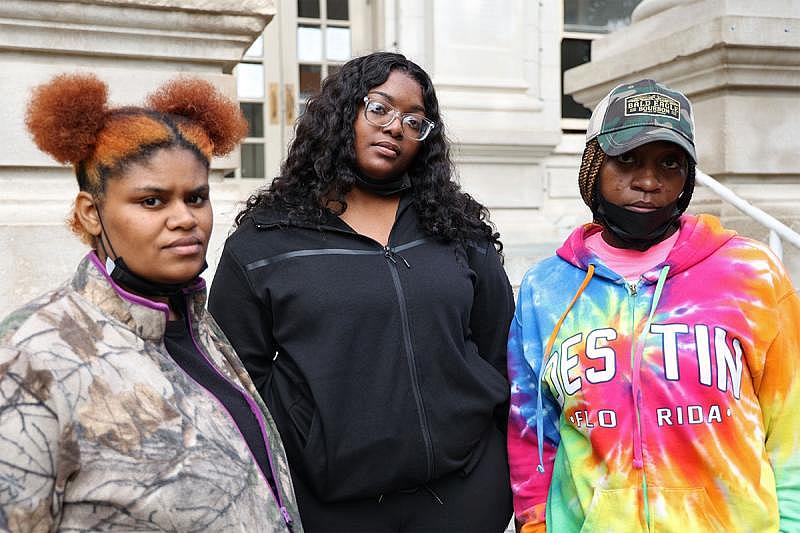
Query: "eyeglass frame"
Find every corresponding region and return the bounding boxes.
[361,96,436,142]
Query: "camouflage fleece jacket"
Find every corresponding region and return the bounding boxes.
[0,253,302,532]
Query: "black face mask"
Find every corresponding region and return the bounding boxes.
[353,173,412,196]
[594,194,681,251]
[104,255,207,298]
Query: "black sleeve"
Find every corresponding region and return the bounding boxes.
[208,243,275,396]
[468,241,515,378]
[467,240,515,432]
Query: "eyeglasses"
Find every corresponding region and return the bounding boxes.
[362,96,435,141]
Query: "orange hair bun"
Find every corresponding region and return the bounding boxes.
[25,73,108,164]
[146,77,248,157]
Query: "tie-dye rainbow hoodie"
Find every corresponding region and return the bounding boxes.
[507,214,800,532]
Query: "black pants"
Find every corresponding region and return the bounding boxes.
[291,427,512,533]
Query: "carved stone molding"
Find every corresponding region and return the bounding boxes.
[563,0,800,178]
[0,0,275,68]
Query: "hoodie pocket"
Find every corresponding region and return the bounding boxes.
[267,356,319,461]
[650,487,726,532]
[580,487,643,533]
[287,394,314,447]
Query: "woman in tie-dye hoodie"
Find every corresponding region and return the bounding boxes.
[507,79,800,532]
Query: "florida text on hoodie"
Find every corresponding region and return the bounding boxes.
[507,214,800,532]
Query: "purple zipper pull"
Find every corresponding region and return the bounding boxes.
[280,506,293,526]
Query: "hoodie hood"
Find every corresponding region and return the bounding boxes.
[556,214,737,282]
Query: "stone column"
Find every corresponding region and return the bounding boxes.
[0,0,274,314]
[564,0,800,282]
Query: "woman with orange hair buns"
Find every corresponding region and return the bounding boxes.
[0,74,302,532]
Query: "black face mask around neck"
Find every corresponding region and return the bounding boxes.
[104,255,207,298]
[594,194,681,251]
[353,173,412,196]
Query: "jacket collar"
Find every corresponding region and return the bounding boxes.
[250,192,414,230]
[73,252,207,341]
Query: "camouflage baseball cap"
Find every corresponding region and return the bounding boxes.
[586,79,696,163]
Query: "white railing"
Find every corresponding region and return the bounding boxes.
[696,169,800,260]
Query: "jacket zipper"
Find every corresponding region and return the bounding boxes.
[182,300,294,531]
[252,217,435,481]
[627,281,650,530]
[384,244,435,480]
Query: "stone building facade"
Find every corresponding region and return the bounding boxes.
[1,0,797,316]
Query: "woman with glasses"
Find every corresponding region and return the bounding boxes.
[209,51,514,532]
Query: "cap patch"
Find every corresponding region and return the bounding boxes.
[624,93,680,120]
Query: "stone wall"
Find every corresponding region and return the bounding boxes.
[0,0,274,314]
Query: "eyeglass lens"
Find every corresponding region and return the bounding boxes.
[364,99,433,140]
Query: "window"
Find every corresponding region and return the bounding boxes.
[296,0,352,114]
[561,38,592,122]
[230,1,368,181]
[561,1,643,131]
[564,0,643,33]
[233,35,267,177]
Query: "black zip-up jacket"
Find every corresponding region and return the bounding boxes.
[208,195,514,502]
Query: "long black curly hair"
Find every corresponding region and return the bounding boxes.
[235,52,501,252]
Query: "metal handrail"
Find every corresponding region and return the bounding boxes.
[695,169,800,260]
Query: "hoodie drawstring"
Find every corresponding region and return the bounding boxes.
[535,264,595,473]
[423,484,444,505]
[631,265,670,468]
[632,264,670,529]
